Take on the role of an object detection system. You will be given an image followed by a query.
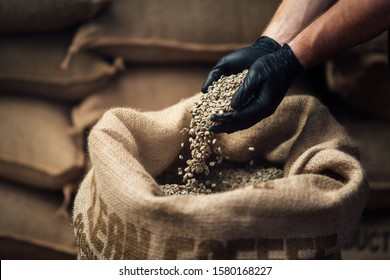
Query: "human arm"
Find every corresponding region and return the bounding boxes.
[211,0,390,133]
[201,0,335,93]
[262,0,337,44]
[289,0,390,68]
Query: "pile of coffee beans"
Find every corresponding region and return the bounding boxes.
[158,70,283,195]
[158,160,283,195]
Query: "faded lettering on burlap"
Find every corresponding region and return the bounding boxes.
[74,176,339,259]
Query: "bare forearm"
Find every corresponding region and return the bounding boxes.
[289,0,390,68]
[262,0,336,44]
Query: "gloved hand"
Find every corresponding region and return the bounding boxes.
[209,44,303,134]
[201,36,281,93]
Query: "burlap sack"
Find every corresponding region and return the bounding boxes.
[71,66,317,134]
[73,94,368,260]
[0,180,77,260]
[326,32,390,120]
[0,33,123,102]
[0,95,84,190]
[65,0,281,64]
[342,210,390,260]
[335,112,390,209]
[71,66,210,133]
[0,0,111,33]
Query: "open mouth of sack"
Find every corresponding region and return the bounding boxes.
[156,158,283,195]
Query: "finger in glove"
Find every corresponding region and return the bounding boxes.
[201,65,224,93]
[209,116,261,134]
[230,69,261,109]
[211,83,276,123]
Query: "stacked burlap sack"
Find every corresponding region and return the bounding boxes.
[64,0,281,64]
[326,32,390,210]
[66,0,317,136]
[0,0,118,259]
[73,94,369,260]
[325,31,390,259]
[326,32,389,120]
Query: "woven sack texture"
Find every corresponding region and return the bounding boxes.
[0,0,111,33]
[0,180,77,259]
[65,0,281,64]
[0,33,122,102]
[335,111,390,209]
[73,94,368,259]
[71,66,210,133]
[326,32,390,120]
[0,95,84,190]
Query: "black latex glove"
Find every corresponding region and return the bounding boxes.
[201,36,281,93]
[210,44,303,134]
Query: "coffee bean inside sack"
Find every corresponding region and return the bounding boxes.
[157,70,283,195]
[157,160,283,195]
